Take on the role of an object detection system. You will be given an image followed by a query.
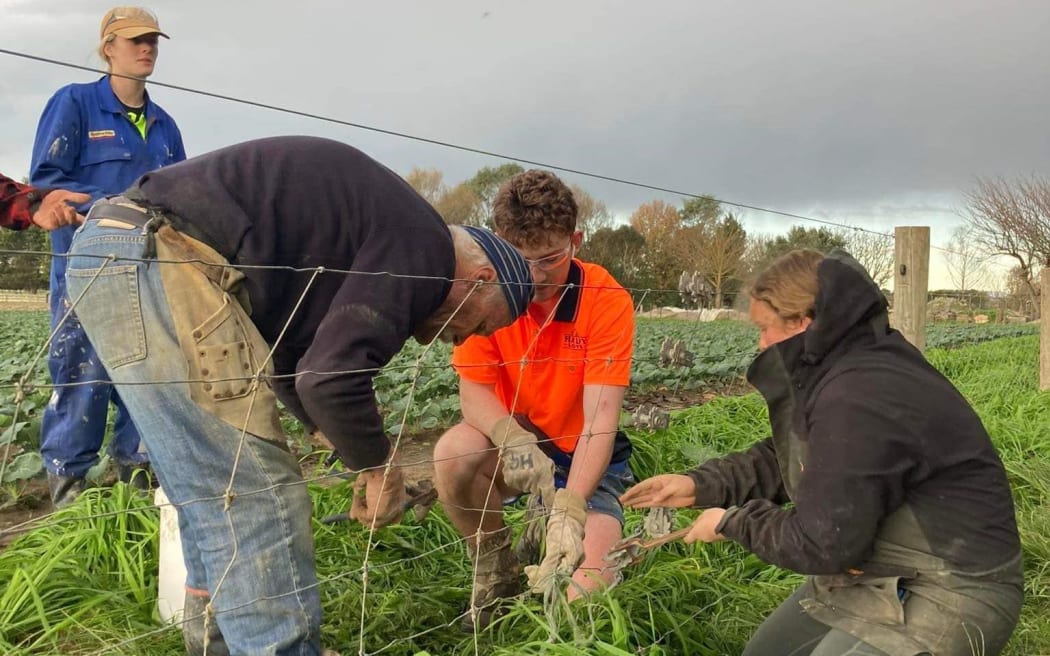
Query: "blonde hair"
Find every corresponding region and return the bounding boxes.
[97,6,160,69]
[749,249,824,321]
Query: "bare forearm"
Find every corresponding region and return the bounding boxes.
[565,384,625,499]
[459,378,512,439]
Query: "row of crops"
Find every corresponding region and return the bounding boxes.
[0,332,1046,654]
[0,310,1040,485]
[376,318,1037,433]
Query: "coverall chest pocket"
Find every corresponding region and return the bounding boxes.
[80,142,131,168]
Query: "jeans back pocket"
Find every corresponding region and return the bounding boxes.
[65,264,147,368]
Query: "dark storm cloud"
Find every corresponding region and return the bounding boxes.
[2,0,1047,227]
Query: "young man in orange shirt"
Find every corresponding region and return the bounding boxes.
[434,169,635,630]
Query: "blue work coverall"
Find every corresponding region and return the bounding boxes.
[30,75,185,479]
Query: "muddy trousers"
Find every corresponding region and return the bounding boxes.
[65,214,321,655]
[743,585,918,656]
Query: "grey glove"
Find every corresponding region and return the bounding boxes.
[490,416,556,507]
[524,488,587,594]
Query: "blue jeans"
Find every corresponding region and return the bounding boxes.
[506,459,634,523]
[40,247,145,479]
[65,218,321,655]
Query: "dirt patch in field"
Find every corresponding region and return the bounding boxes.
[0,477,52,548]
[625,378,753,412]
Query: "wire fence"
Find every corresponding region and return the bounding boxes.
[0,240,1042,655]
[0,247,668,655]
[0,44,1043,656]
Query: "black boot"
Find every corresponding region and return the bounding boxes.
[47,473,86,508]
[117,462,153,491]
[182,592,229,656]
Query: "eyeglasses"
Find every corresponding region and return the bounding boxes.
[524,244,574,271]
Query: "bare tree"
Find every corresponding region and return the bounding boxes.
[838,226,894,288]
[404,167,446,205]
[943,225,990,298]
[739,233,773,284]
[685,213,747,308]
[432,183,482,225]
[571,184,613,241]
[964,176,1050,305]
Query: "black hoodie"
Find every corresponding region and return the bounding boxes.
[688,250,1020,576]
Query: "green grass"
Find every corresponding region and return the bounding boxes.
[0,323,1046,654]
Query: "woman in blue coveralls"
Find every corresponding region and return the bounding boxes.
[30,6,185,507]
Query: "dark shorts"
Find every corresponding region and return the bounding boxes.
[556,458,634,524]
[506,418,635,524]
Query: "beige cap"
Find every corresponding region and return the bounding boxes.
[100,7,170,40]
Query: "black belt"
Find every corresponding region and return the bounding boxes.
[86,196,172,258]
[86,197,155,228]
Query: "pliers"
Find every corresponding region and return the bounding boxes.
[604,526,692,569]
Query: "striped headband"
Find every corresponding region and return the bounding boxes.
[461,226,534,320]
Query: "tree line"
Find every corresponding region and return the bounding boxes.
[1,166,1044,316]
[404,164,894,308]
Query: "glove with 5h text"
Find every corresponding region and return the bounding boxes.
[490,416,556,507]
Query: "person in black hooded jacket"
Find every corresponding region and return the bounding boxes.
[621,249,1023,656]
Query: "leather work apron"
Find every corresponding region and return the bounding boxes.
[85,197,285,445]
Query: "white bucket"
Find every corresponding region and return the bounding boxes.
[155,486,187,623]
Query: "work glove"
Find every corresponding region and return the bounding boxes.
[524,489,587,594]
[350,464,406,529]
[514,493,546,566]
[490,416,556,507]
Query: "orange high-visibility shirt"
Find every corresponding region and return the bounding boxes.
[453,261,634,453]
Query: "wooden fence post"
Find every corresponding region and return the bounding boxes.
[1041,269,1049,391]
[892,227,930,352]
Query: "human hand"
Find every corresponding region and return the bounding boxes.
[491,416,556,507]
[524,489,587,594]
[31,190,90,230]
[349,465,407,529]
[619,474,697,509]
[684,508,727,544]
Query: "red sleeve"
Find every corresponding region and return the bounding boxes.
[0,174,41,231]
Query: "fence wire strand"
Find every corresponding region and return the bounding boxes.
[0,233,1040,655]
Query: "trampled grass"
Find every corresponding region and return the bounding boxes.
[0,332,1046,654]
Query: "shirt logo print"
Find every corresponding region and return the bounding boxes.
[563,332,587,351]
[88,130,117,140]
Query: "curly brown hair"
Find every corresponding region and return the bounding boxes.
[491,169,578,246]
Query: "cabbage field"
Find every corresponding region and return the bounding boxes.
[0,311,1046,655]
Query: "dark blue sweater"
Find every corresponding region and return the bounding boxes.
[133,136,454,469]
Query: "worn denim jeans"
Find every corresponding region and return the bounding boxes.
[65,219,322,655]
[40,267,146,478]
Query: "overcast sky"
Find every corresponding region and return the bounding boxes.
[3,0,1048,288]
